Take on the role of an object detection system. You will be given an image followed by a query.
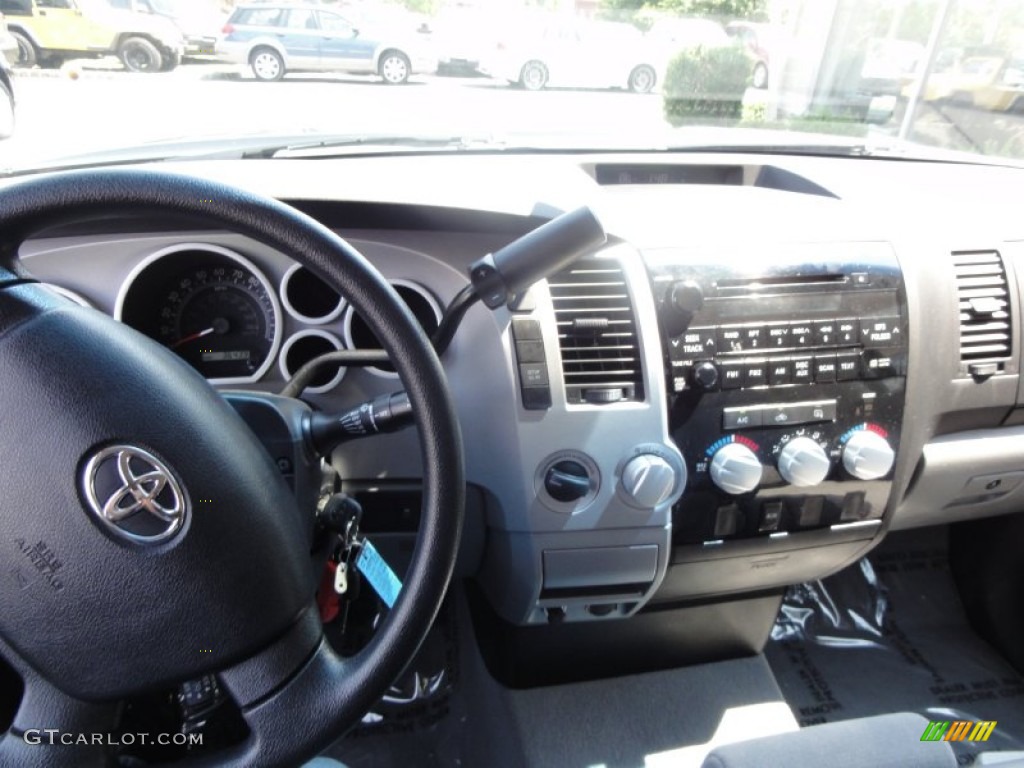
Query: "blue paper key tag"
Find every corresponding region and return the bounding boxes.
[355,539,403,609]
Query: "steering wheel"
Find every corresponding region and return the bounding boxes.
[0,169,465,767]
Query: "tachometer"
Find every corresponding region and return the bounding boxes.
[116,244,282,383]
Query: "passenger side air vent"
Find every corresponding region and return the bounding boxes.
[953,250,1012,364]
[548,259,645,405]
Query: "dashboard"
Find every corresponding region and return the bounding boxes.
[15,149,1024,627]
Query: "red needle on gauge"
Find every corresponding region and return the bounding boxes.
[170,327,215,349]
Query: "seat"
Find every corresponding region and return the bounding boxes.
[701,713,957,768]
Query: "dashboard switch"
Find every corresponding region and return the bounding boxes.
[777,437,831,487]
[544,460,592,503]
[621,454,677,508]
[759,502,784,532]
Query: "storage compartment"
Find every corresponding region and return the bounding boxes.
[893,427,1024,530]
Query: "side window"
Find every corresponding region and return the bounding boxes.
[235,7,283,27]
[38,0,71,8]
[285,8,316,30]
[0,0,32,15]
[107,0,131,9]
[317,11,352,35]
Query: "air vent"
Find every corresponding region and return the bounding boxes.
[548,259,644,405]
[953,250,1012,362]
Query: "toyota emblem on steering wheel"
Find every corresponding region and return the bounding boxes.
[82,445,188,544]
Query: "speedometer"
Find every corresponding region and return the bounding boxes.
[116,245,282,383]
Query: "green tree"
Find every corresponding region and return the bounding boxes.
[602,0,767,20]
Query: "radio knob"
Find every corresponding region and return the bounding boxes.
[842,430,895,481]
[669,280,704,315]
[710,442,763,495]
[621,454,677,508]
[777,437,831,487]
[693,361,719,390]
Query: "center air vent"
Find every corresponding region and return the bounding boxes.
[953,250,1012,363]
[548,259,644,405]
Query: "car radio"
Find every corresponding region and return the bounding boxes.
[645,243,906,547]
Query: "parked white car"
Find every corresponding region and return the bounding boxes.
[479,16,662,93]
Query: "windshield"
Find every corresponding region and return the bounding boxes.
[2,0,1024,170]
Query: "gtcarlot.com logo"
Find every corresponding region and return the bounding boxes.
[22,730,203,747]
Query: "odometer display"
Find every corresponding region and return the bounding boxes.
[117,246,281,383]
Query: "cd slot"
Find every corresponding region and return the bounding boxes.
[716,274,848,293]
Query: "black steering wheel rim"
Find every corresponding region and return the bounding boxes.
[0,168,465,767]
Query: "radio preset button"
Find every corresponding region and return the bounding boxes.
[767,324,791,348]
[743,325,767,350]
[768,359,793,385]
[718,326,744,353]
[813,320,837,346]
[814,353,838,382]
[790,324,814,347]
[837,319,859,345]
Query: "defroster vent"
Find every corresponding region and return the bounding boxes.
[953,251,1012,363]
[548,259,644,404]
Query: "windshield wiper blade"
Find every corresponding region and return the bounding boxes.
[246,133,506,159]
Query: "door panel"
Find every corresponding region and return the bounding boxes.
[316,9,374,72]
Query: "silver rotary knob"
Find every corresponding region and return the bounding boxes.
[621,454,677,508]
[777,437,831,487]
[842,430,895,480]
[710,442,763,495]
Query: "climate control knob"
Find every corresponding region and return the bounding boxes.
[621,454,677,508]
[777,437,831,487]
[842,430,895,480]
[710,442,763,495]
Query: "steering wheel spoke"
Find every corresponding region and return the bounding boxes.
[0,638,120,768]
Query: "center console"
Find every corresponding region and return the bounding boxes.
[644,242,907,601]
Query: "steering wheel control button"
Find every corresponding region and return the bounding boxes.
[544,460,592,503]
[842,430,896,480]
[710,442,763,495]
[81,445,188,545]
[621,454,677,508]
[777,437,832,487]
